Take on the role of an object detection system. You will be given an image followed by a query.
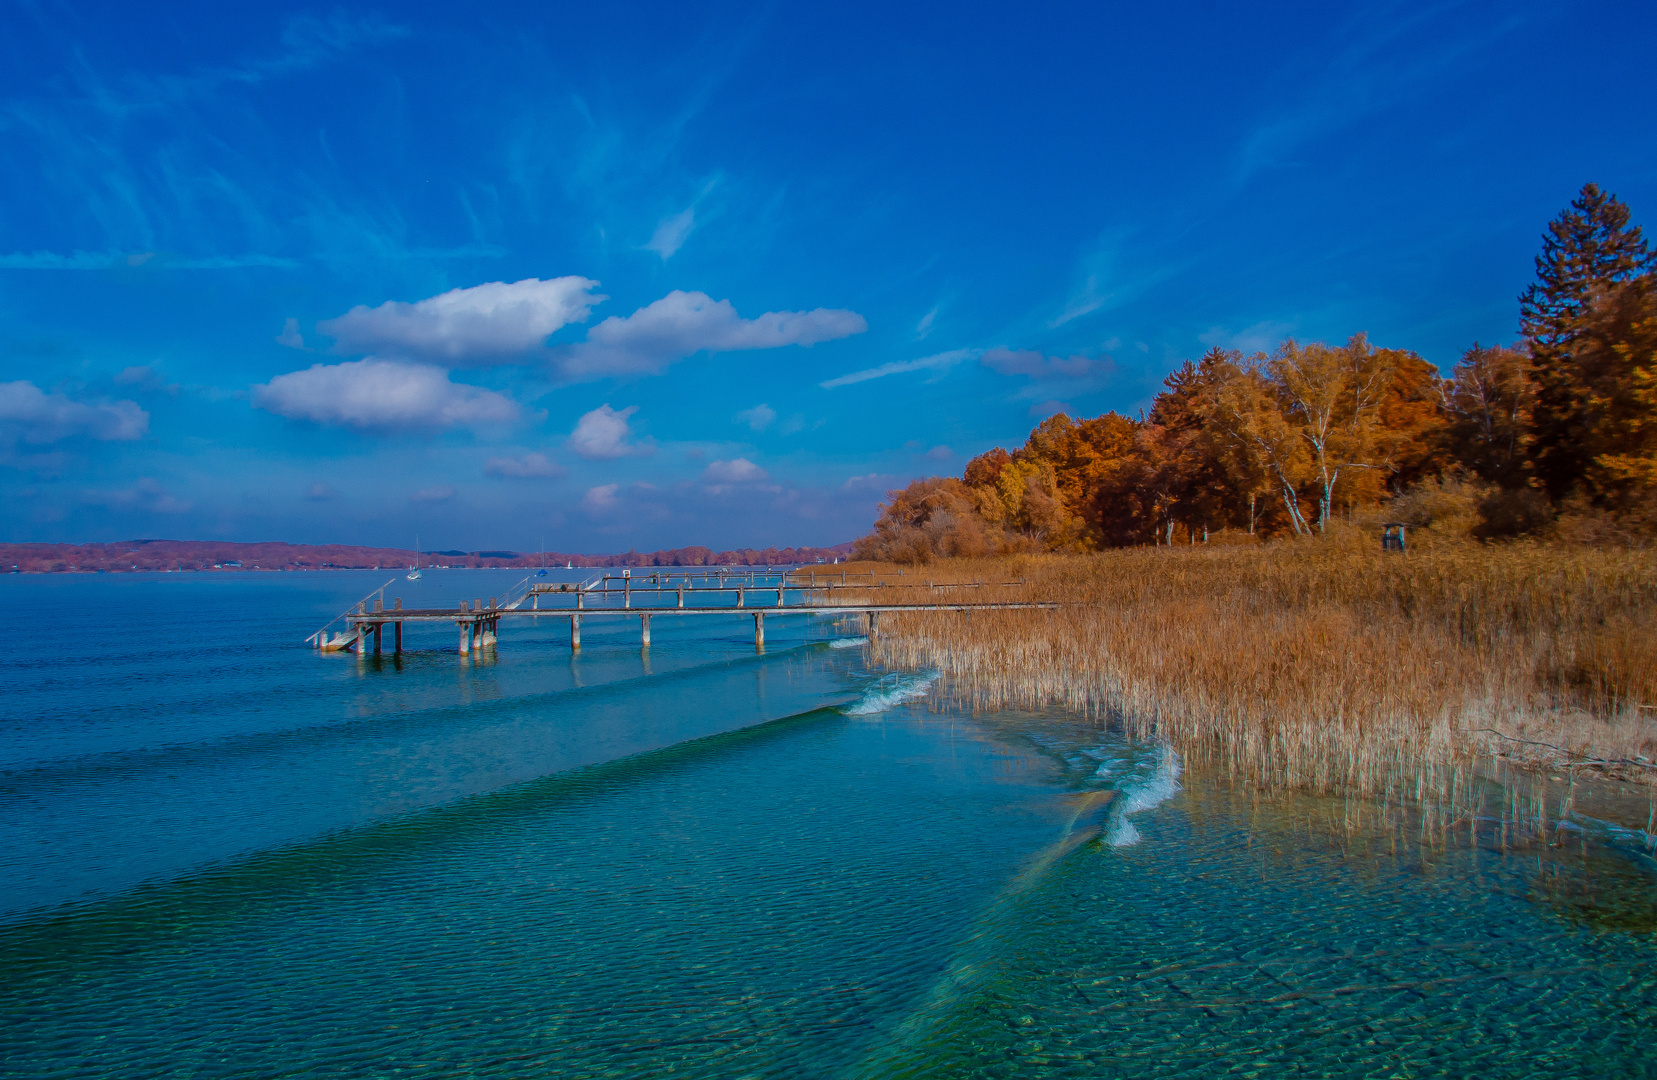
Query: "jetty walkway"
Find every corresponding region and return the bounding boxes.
[306,568,1053,655]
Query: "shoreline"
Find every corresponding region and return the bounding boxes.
[841,538,1657,808]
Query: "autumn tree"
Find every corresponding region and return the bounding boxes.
[1520,183,1656,501]
[1372,348,1450,494]
[1269,334,1398,533]
[1205,353,1314,534]
[1442,343,1535,489]
[851,477,1023,563]
[1140,351,1249,540]
[1569,277,1657,515]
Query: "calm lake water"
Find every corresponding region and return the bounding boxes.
[2,570,1654,1078]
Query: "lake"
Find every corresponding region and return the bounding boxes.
[2,570,1654,1077]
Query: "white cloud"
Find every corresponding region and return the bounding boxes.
[276,318,306,349]
[582,483,620,512]
[819,348,977,389]
[566,404,644,459]
[320,276,604,363]
[645,207,696,259]
[252,359,519,431]
[412,486,455,503]
[484,451,565,478]
[703,457,768,484]
[735,403,776,432]
[556,290,866,379]
[0,381,148,443]
[923,445,953,461]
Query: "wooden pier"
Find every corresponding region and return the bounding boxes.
[306,568,1052,656]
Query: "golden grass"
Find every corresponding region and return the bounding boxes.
[824,525,1657,803]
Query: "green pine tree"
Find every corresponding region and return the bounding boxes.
[1520,183,1655,501]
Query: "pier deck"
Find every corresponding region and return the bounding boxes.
[307,568,1051,655]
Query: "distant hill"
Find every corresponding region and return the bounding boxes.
[0,539,857,573]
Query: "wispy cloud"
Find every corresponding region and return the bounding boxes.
[0,250,300,270]
[915,306,938,339]
[484,451,565,478]
[275,319,306,349]
[81,477,191,515]
[1198,321,1295,354]
[980,347,1116,403]
[1233,6,1532,184]
[819,348,978,389]
[734,403,776,432]
[114,365,180,397]
[645,207,696,259]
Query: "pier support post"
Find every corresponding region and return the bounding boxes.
[641,613,651,648]
[754,611,765,650]
[868,611,880,641]
[374,623,382,655]
[677,586,684,608]
[458,622,470,655]
[738,587,745,608]
[395,621,402,654]
[570,613,581,651]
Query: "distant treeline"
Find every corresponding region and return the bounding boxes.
[857,183,1657,562]
[2,539,855,573]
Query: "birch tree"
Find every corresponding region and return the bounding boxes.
[1206,354,1313,535]
[1269,334,1396,534]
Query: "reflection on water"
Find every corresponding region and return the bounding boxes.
[858,717,1657,1079]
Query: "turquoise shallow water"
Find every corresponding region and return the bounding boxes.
[1,572,1655,1077]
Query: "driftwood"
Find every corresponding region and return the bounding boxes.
[1475,727,1657,772]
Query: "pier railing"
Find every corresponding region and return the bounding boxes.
[305,577,397,651]
[307,564,1053,657]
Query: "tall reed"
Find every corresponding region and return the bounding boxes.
[834,527,1657,805]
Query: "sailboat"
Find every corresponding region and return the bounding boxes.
[407,536,422,580]
[536,539,548,577]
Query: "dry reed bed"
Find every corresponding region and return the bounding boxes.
[841,536,1657,801]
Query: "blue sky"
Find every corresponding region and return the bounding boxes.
[1,1,1651,552]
